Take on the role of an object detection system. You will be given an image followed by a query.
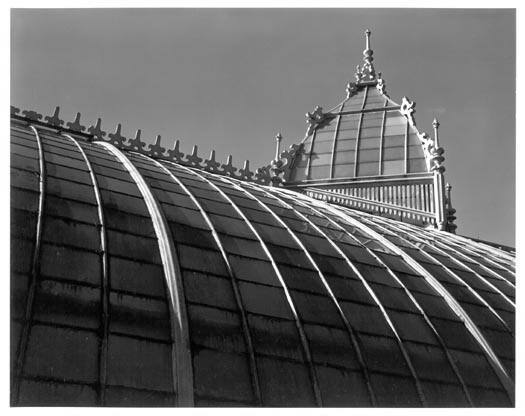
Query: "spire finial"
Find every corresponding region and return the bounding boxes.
[355,28,376,82]
[433,117,440,148]
[274,132,283,160]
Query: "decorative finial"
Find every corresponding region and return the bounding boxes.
[167,139,184,161]
[365,29,371,50]
[376,72,387,96]
[221,155,237,177]
[239,160,254,181]
[45,106,64,127]
[204,149,221,172]
[354,29,376,83]
[185,145,203,167]
[445,183,457,233]
[108,123,126,146]
[432,118,440,148]
[66,112,86,132]
[275,132,283,160]
[87,118,107,139]
[127,129,146,151]
[148,134,166,157]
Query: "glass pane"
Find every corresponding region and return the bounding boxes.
[18,380,97,406]
[256,356,316,406]
[357,161,379,176]
[110,256,166,297]
[107,334,173,392]
[238,281,293,319]
[24,324,98,383]
[369,373,421,406]
[247,314,303,361]
[317,365,371,406]
[187,304,246,353]
[193,348,254,403]
[109,292,171,341]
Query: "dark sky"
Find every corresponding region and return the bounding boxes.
[11,8,516,246]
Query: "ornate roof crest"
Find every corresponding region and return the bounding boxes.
[354,29,379,84]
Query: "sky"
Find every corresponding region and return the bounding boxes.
[10,8,516,246]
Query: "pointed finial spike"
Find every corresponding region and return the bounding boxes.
[209,149,216,160]
[155,135,162,146]
[66,111,86,132]
[433,117,440,148]
[115,123,122,134]
[88,117,107,139]
[274,132,283,160]
[244,160,250,170]
[44,106,64,127]
[135,129,141,140]
[365,29,371,49]
[226,154,233,165]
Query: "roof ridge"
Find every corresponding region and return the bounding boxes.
[10,104,274,185]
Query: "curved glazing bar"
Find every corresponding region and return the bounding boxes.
[167,162,323,406]
[363,219,514,334]
[228,179,379,406]
[363,215,515,325]
[63,134,110,404]
[271,187,473,406]
[138,153,263,405]
[12,124,46,404]
[316,201,515,402]
[386,221,515,305]
[96,142,194,406]
[434,230,515,264]
[424,231,515,285]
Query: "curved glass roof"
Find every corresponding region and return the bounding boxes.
[11,120,515,407]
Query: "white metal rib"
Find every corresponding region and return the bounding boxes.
[329,101,346,179]
[363,214,513,335]
[392,222,516,307]
[271,187,475,406]
[439,230,515,264]
[315,199,515,402]
[136,154,263,406]
[425,230,516,286]
[96,142,194,406]
[353,86,369,178]
[172,166,323,406]
[236,180,378,406]
[378,99,388,175]
[63,134,110,404]
[306,129,318,181]
[12,124,47,404]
